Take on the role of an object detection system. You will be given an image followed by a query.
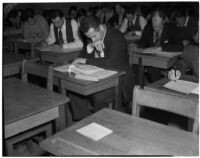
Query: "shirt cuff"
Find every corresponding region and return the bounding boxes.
[87,44,94,54]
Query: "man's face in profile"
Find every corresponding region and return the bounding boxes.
[85,26,104,42]
[52,17,64,28]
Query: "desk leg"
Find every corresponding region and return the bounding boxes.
[56,103,66,131]
[114,78,120,110]
[58,79,66,95]
[139,57,144,89]
[14,41,18,55]
[31,44,34,58]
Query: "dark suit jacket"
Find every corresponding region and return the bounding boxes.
[79,26,135,104]
[139,22,183,52]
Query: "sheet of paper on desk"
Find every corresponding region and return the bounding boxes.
[191,86,199,95]
[76,122,113,141]
[155,51,182,58]
[54,64,70,73]
[163,80,199,94]
[75,69,117,81]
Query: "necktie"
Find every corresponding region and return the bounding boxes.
[58,29,64,45]
[154,31,160,47]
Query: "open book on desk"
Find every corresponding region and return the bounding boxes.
[163,80,199,94]
[54,64,117,81]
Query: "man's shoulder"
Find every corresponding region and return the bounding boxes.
[107,27,124,39]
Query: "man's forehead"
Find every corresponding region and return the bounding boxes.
[86,28,97,36]
[52,17,62,22]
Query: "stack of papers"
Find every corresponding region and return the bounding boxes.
[76,122,113,141]
[163,80,199,94]
[54,64,117,81]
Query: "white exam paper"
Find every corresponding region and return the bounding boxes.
[76,122,113,141]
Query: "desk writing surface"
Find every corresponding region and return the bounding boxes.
[147,78,199,101]
[54,69,125,86]
[40,108,198,156]
[36,46,82,54]
[3,78,69,125]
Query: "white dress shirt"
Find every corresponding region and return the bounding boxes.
[46,18,83,49]
[119,15,147,35]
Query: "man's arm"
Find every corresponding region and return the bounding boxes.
[38,16,49,41]
[161,24,184,52]
[119,18,128,33]
[45,23,56,45]
[62,19,83,49]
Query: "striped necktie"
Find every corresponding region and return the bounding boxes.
[58,29,64,45]
[154,31,160,47]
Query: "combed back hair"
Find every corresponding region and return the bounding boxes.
[50,9,64,19]
[77,8,87,19]
[151,8,166,20]
[174,9,186,18]
[68,5,77,15]
[80,15,101,33]
[125,5,137,15]
[21,8,35,22]
[7,9,18,19]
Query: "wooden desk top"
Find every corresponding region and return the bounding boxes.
[54,70,125,86]
[40,108,198,156]
[3,78,69,125]
[130,52,179,69]
[147,77,199,101]
[3,52,31,66]
[36,47,82,55]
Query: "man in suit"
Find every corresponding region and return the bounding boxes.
[71,15,135,120]
[22,8,49,43]
[42,9,83,49]
[138,8,183,82]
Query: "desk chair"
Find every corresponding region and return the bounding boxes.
[132,86,199,134]
[5,60,55,156]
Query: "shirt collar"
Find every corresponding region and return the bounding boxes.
[184,16,189,26]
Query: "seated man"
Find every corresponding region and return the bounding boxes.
[43,9,83,49]
[21,8,49,43]
[138,8,183,82]
[175,9,198,46]
[70,15,135,120]
[119,5,147,36]
[174,9,199,78]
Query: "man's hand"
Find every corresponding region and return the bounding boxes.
[72,58,86,66]
[41,41,48,48]
[89,40,105,52]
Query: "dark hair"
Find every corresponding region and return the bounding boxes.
[125,5,137,15]
[151,8,166,20]
[7,9,18,19]
[21,8,35,22]
[68,5,77,16]
[77,8,86,19]
[50,9,64,19]
[174,9,186,19]
[80,15,101,33]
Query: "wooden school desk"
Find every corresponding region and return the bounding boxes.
[40,108,198,156]
[147,76,199,101]
[125,35,141,45]
[3,78,70,139]
[15,39,41,57]
[129,49,182,88]
[54,70,125,111]
[36,47,82,64]
[3,51,35,77]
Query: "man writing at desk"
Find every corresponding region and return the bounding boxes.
[71,15,135,120]
[42,9,83,49]
[138,8,183,82]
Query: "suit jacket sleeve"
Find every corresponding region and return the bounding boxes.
[161,24,183,52]
[138,24,150,48]
[85,31,127,68]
